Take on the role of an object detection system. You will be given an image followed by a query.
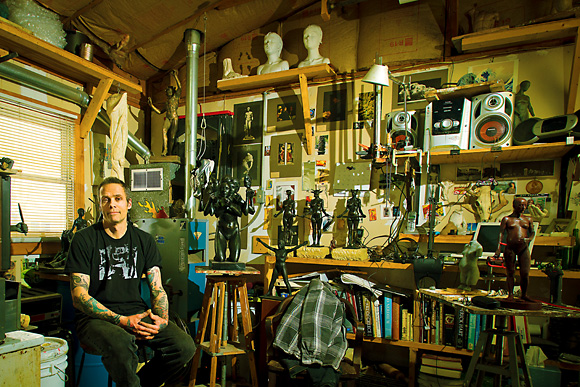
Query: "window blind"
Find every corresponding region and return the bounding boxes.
[0,96,75,235]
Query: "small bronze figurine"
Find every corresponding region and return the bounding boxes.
[305,189,331,247]
[257,238,308,296]
[337,189,366,248]
[148,70,181,156]
[274,189,296,245]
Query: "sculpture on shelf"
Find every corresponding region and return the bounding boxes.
[222,58,247,79]
[337,189,366,248]
[304,189,331,247]
[298,24,330,68]
[148,69,181,156]
[257,238,308,296]
[466,5,499,32]
[45,208,89,268]
[257,32,289,75]
[274,189,296,245]
[514,80,535,129]
[204,176,255,263]
[458,241,482,291]
[492,197,536,303]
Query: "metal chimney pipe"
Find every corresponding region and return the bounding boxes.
[184,29,202,219]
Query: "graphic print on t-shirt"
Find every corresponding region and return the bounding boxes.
[98,244,138,280]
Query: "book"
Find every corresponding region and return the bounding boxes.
[408,311,414,341]
[438,302,444,345]
[362,292,373,337]
[420,364,462,379]
[354,291,365,326]
[401,308,409,340]
[392,295,401,340]
[421,354,463,370]
[373,296,382,338]
[467,312,477,351]
[383,293,393,339]
[455,308,466,349]
[430,299,437,344]
[444,311,455,346]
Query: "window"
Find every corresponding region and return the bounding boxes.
[0,95,76,235]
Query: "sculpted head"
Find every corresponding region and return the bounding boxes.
[264,32,283,57]
[303,24,323,50]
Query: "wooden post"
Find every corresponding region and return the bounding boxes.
[79,77,113,139]
[299,73,313,155]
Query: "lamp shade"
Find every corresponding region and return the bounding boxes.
[362,64,390,87]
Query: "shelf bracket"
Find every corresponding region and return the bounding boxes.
[567,26,580,114]
[299,73,313,155]
[80,77,113,139]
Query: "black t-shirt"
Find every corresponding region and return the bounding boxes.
[65,222,162,316]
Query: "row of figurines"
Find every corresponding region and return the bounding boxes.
[195,174,365,263]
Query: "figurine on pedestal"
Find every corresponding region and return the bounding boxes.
[304,189,331,247]
[337,189,365,248]
[257,238,308,296]
[148,69,181,156]
[257,32,289,75]
[492,197,539,308]
[204,176,255,267]
[274,189,296,245]
[298,25,330,68]
[458,241,482,291]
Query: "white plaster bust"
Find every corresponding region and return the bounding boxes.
[257,32,289,75]
[298,24,330,68]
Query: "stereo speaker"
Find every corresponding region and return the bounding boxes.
[386,110,421,150]
[469,92,513,149]
[424,98,471,151]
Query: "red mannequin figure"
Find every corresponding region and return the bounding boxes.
[493,197,535,302]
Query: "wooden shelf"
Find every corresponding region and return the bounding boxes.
[428,141,579,165]
[286,256,412,269]
[400,233,575,247]
[425,81,505,102]
[359,336,474,356]
[452,18,580,53]
[216,64,335,91]
[0,18,142,94]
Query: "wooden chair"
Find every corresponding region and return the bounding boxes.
[265,294,364,387]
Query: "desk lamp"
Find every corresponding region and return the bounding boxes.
[362,61,390,163]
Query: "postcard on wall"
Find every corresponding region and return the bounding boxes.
[316,134,329,155]
[469,60,518,92]
[274,182,297,211]
[316,82,353,131]
[267,92,304,132]
[569,181,580,211]
[233,101,263,144]
[233,143,262,187]
[391,68,448,110]
[270,133,302,178]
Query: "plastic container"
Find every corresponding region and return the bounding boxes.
[40,337,68,387]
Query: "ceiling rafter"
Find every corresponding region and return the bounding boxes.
[126,0,228,53]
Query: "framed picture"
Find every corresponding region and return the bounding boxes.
[233,101,263,144]
[270,134,302,178]
[267,92,304,132]
[316,82,354,131]
[391,68,448,110]
[358,91,375,121]
[233,143,262,186]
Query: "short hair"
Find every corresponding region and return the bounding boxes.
[98,176,131,199]
[304,24,323,39]
[265,32,283,56]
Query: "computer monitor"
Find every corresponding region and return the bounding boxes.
[472,221,539,259]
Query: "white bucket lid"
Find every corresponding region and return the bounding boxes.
[41,337,69,362]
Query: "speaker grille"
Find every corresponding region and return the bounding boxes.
[474,115,510,144]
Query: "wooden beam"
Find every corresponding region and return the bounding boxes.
[444,0,458,58]
[568,26,580,114]
[321,0,330,21]
[80,78,113,139]
[299,73,313,155]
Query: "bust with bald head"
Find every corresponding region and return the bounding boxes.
[257,32,289,75]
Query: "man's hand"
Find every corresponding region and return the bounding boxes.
[135,310,168,340]
[119,311,152,338]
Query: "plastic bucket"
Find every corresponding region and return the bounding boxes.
[40,337,68,387]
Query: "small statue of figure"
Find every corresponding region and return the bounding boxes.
[204,177,245,262]
[492,197,535,302]
[148,70,181,156]
[46,208,88,268]
[243,173,256,216]
[298,25,330,68]
[337,189,366,248]
[304,189,331,247]
[514,80,535,129]
[257,32,289,75]
[257,238,308,296]
[458,241,482,291]
[274,189,296,244]
[71,208,88,233]
[243,106,255,141]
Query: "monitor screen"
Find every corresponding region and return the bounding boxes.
[472,222,501,257]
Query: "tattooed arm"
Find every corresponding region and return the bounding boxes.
[145,266,169,331]
[70,272,150,335]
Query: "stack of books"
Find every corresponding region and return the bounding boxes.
[418,354,464,387]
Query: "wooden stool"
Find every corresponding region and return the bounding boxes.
[464,325,532,387]
[188,267,259,387]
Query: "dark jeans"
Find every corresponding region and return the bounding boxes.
[76,315,195,387]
